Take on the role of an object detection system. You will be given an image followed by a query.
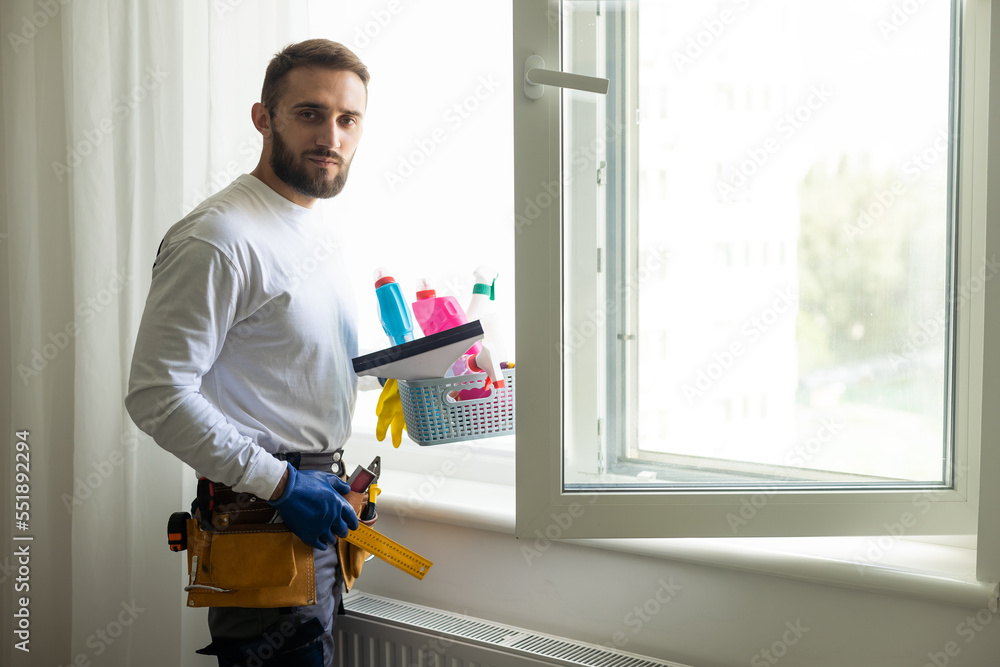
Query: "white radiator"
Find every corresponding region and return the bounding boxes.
[335,592,693,667]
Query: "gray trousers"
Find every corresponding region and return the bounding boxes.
[204,542,342,666]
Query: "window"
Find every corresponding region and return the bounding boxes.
[515,0,997,558]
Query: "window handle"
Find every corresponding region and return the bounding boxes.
[523,55,610,100]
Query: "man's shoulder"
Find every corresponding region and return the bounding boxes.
[164,176,266,252]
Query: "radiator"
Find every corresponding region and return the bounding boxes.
[335,592,693,667]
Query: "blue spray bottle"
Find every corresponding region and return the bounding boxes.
[373,268,414,347]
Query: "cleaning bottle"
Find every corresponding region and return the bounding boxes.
[410,279,482,355]
[373,268,414,347]
[465,265,498,324]
[447,341,505,400]
[465,265,509,363]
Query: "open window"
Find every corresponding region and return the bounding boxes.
[515,0,998,575]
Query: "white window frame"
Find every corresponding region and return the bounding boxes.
[514,0,1000,582]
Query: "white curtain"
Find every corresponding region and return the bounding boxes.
[1,2,346,665]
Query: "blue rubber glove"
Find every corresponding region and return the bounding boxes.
[269,463,359,550]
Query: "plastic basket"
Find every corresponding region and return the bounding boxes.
[397,368,515,446]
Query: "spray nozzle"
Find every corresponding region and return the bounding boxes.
[469,342,504,388]
[472,265,498,301]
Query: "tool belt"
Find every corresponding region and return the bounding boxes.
[168,453,376,608]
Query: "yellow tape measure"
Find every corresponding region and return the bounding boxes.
[344,523,433,580]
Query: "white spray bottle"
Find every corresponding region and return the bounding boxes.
[464,265,509,363]
[446,341,505,400]
[465,265,498,323]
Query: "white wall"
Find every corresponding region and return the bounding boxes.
[353,512,1000,667]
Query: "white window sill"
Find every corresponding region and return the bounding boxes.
[346,433,998,611]
[349,438,1000,612]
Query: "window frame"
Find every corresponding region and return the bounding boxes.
[514,0,996,569]
[973,0,1000,583]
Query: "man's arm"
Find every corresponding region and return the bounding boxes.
[125,237,286,499]
[269,467,289,501]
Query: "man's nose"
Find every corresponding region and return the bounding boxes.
[317,118,342,150]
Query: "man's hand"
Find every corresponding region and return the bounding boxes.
[269,463,359,549]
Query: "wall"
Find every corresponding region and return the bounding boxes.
[353,512,1000,667]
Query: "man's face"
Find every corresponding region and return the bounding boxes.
[267,67,366,200]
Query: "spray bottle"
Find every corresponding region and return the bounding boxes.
[410,279,482,356]
[373,268,414,347]
[465,265,498,324]
[466,265,510,362]
[447,341,505,400]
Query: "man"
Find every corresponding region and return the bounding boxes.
[125,39,369,666]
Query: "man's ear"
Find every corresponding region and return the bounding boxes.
[251,102,272,140]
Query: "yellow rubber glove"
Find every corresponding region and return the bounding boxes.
[375,379,406,448]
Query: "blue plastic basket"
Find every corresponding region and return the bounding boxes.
[397,368,516,446]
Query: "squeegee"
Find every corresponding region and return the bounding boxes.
[352,321,484,381]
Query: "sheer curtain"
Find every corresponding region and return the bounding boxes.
[1,1,344,665]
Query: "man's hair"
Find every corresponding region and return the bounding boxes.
[261,39,369,116]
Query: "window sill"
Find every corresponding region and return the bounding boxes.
[370,463,998,612]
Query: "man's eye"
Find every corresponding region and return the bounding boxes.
[341,117,357,126]
[301,111,317,119]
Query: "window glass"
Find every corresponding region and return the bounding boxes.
[563,0,956,489]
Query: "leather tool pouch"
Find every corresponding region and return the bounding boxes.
[184,480,315,609]
[337,489,377,592]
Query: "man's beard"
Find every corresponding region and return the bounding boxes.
[270,127,350,200]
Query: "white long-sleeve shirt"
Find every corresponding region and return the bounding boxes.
[125,174,358,499]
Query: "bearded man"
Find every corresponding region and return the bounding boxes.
[126,39,370,667]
